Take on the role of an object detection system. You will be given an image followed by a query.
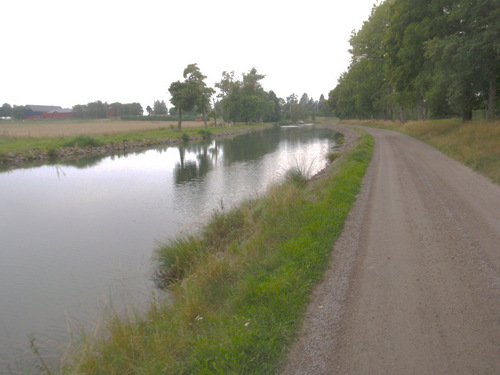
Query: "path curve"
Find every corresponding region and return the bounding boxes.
[282,127,500,374]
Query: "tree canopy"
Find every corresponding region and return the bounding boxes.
[329,0,499,121]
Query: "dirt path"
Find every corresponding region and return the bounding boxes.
[283,127,500,374]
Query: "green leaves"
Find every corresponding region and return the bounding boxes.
[331,0,498,121]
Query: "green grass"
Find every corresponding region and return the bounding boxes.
[344,118,500,184]
[61,131,374,374]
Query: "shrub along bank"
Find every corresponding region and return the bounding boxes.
[62,131,374,374]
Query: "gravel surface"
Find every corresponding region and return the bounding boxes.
[282,127,500,374]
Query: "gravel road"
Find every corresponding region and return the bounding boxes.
[282,127,500,374]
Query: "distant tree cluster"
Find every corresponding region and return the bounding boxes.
[329,0,499,121]
[1,103,27,119]
[168,64,331,129]
[72,101,143,119]
[146,100,169,116]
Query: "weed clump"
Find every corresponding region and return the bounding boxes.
[327,152,340,162]
[198,129,212,139]
[63,135,102,148]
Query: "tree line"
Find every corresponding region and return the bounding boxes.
[328,0,499,122]
[167,63,330,129]
[72,101,143,119]
[1,66,332,124]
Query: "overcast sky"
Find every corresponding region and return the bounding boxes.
[1,0,377,110]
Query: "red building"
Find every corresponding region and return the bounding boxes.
[24,105,73,120]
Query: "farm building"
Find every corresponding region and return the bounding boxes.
[24,105,73,120]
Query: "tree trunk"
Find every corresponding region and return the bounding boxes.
[202,109,208,128]
[417,94,424,121]
[399,107,406,123]
[487,64,496,122]
[462,109,473,122]
[178,108,182,130]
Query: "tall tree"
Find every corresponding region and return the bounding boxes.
[169,63,211,129]
[331,1,392,120]
[183,64,214,128]
[169,80,194,130]
[425,0,499,121]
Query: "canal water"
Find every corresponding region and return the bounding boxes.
[0,125,338,371]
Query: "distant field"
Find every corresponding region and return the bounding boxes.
[0,120,205,138]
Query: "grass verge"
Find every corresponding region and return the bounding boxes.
[344,119,500,184]
[62,131,374,374]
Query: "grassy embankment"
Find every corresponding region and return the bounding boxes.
[61,131,374,374]
[343,118,500,184]
[0,120,269,160]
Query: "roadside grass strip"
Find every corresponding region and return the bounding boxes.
[64,132,374,374]
[345,119,500,184]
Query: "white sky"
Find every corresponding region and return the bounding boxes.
[1,0,377,110]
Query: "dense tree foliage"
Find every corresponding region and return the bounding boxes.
[169,64,214,129]
[0,103,13,118]
[329,0,499,121]
[72,101,143,119]
[153,100,168,115]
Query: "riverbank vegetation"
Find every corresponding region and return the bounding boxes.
[346,119,500,184]
[0,121,272,166]
[61,131,373,374]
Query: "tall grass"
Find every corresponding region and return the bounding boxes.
[346,119,500,184]
[62,131,374,374]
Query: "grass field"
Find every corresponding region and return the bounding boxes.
[0,119,205,138]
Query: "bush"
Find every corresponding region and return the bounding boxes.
[63,135,102,148]
[327,152,340,162]
[198,129,211,139]
[122,114,202,122]
[47,148,58,159]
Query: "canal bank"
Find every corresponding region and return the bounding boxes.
[60,126,373,374]
[0,124,271,169]
[1,124,357,373]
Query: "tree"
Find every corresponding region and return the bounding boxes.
[12,105,25,120]
[169,64,214,130]
[153,100,168,115]
[330,1,392,120]
[124,103,143,116]
[169,80,193,130]
[183,63,214,128]
[267,90,282,122]
[86,101,108,118]
[425,0,499,121]
[146,105,153,115]
[0,103,12,118]
[72,104,86,118]
[216,71,240,123]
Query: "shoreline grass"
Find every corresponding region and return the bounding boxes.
[0,122,273,164]
[61,131,374,374]
[343,119,500,184]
